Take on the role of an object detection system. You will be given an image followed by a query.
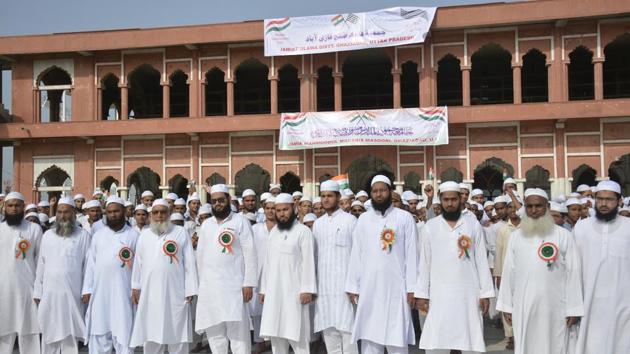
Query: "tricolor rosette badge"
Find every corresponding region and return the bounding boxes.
[380,228,396,253]
[118,246,134,268]
[538,242,559,268]
[457,235,472,259]
[15,239,31,259]
[218,229,235,254]
[163,240,179,264]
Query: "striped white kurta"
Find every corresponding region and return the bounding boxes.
[313,208,357,333]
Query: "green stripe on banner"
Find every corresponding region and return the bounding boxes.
[265,22,290,35]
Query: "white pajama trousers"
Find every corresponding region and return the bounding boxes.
[204,320,251,354]
[88,333,132,354]
[322,328,358,354]
[0,333,40,354]
[142,341,188,354]
[270,337,310,354]
[251,316,264,343]
[41,336,78,354]
[360,340,407,354]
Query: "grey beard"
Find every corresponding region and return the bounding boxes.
[55,220,76,237]
[150,221,170,235]
[521,212,554,237]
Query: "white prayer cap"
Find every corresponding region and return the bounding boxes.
[244,213,257,222]
[188,192,200,202]
[596,180,621,195]
[549,201,567,213]
[494,195,508,204]
[24,212,38,219]
[402,191,419,201]
[275,193,293,205]
[141,190,155,198]
[624,197,630,206]
[503,177,517,186]
[134,204,148,212]
[242,189,256,198]
[356,190,368,198]
[37,201,50,208]
[471,201,483,209]
[25,203,37,211]
[38,213,49,224]
[344,189,355,196]
[416,203,424,210]
[292,191,303,198]
[152,199,170,209]
[299,196,312,204]
[303,213,317,223]
[432,196,441,205]
[554,194,567,203]
[5,192,25,202]
[320,180,340,192]
[269,183,281,192]
[237,198,243,204]
[260,192,271,202]
[231,196,238,201]
[312,197,321,204]
[210,184,229,194]
[483,201,495,208]
[471,189,484,197]
[439,181,460,194]
[84,200,101,210]
[105,196,125,207]
[230,204,237,212]
[371,175,391,187]
[199,204,212,215]
[165,192,178,201]
[264,196,276,205]
[351,200,364,209]
[458,183,472,192]
[93,189,103,197]
[590,186,598,193]
[565,198,581,207]
[124,201,133,208]
[340,194,350,201]
[73,193,85,200]
[174,198,186,206]
[170,213,184,221]
[576,184,590,192]
[58,197,75,208]
[402,199,409,206]
[364,199,373,209]
[147,207,152,213]
[569,192,581,198]
[524,188,548,200]
[580,198,589,205]
[0,193,5,198]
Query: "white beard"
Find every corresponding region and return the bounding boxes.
[55,219,76,237]
[520,211,554,237]
[150,221,170,235]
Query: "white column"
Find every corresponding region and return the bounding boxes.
[159,186,169,199]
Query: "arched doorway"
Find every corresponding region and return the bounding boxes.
[346,155,394,193]
[280,172,301,194]
[168,174,189,199]
[205,172,227,200]
[609,154,630,196]
[234,164,271,198]
[403,171,422,194]
[99,176,120,197]
[571,164,597,190]
[473,157,514,198]
[524,165,551,196]
[36,165,72,202]
[127,167,161,204]
[440,167,463,183]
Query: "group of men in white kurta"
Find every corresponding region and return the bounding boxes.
[0,173,629,354]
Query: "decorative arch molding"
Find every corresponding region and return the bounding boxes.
[33,156,74,187]
[33,59,74,86]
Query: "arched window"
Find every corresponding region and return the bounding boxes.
[234,163,271,197]
[168,174,189,199]
[568,46,594,101]
[403,171,422,194]
[521,49,548,103]
[127,166,161,204]
[280,172,301,194]
[205,68,227,116]
[317,66,334,112]
[440,167,463,183]
[205,172,227,200]
[278,65,300,113]
[169,70,189,117]
[128,64,162,118]
[437,54,462,106]
[609,153,630,196]
[38,67,72,122]
[99,176,120,195]
[471,43,513,105]
[234,59,270,115]
[524,165,551,196]
[400,61,419,108]
[603,33,630,99]
[571,164,597,190]
[101,74,120,120]
[346,155,394,193]
[36,165,72,202]
[342,49,393,110]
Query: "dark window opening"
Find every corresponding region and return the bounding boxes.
[568,46,594,101]
[278,65,300,113]
[521,49,548,103]
[471,43,513,105]
[128,64,162,119]
[205,68,227,116]
[437,54,462,106]
[401,61,419,108]
[342,49,393,110]
[235,59,270,115]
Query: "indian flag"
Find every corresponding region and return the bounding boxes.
[331,174,349,189]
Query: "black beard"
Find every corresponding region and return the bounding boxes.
[372,197,392,215]
[244,205,256,213]
[5,212,24,226]
[212,206,231,220]
[442,208,462,222]
[107,217,126,231]
[596,207,617,222]
[277,212,297,231]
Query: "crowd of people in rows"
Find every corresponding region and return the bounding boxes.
[1,174,629,354]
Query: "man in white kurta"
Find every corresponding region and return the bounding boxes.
[259,193,317,354]
[313,180,357,354]
[574,181,630,354]
[196,184,257,354]
[497,189,583,354]
[416,182,494,354]
[130,199,198,354]
[83,197,139,354]
[345,175,417,354]
[0,192,42,354]
[34,198,91,354]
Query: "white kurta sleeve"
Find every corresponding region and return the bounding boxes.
[496,236,515,313]
[404,215,418,293]
[415,225,431,299]
[239,217,258,288]
[473,224,495,299]
[131,238,143,290]
[562,231,584,317]
[299,228,317,294]
[182,233,199,297]
[33,238,45,299]
[344,222,362,294]
[82,235,97,295]
[259,238,271,296]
